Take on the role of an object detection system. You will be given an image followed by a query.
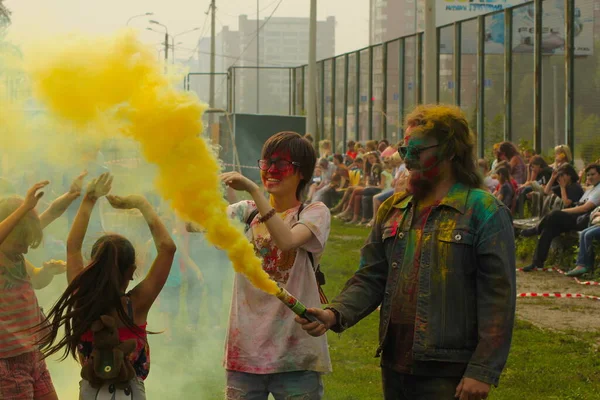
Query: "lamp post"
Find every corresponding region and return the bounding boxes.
[149,20,169,66]
[126,12,153,26]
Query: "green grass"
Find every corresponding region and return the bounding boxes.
[50,219,598,399]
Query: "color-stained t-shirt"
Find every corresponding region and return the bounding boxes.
[224,201,332,374]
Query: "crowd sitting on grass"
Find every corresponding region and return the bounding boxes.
[307,136,600,280]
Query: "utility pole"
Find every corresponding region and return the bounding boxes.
[256,0,260,114]
[209,0,216,126]
[164,32,169,73]
[306,0,317,138]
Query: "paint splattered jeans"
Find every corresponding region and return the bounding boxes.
[79,378,146,400]
[225,370,323,400]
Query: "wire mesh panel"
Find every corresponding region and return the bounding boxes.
[510,3,535,148]
[293,67,304,115]
[404,36,417,117]
[359,49,370,141]
[347,52,358,143]
[335,56,346,153]
[539,2,567,156]
[460,19,479,137]
[386,39,401,143]
[439,26,455,105]
[483,12,505,158]
[323,59,333,142]
[573,0,600,166]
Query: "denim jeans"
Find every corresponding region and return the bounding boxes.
[79,378,146,400]
[382,368,461,400]
[225,370,323,400]
[576,225,600,269]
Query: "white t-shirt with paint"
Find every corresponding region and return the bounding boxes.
[224,200,332,375]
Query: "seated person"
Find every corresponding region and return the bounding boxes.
[521,164,600,272]
[478,158,499,193]
[543,164,584,208]
[495,167,515,209]
[566,206,600,277]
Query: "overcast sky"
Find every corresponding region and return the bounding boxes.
[5,0,369,64]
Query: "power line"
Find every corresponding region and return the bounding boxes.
[218,0,280,19]
[230,0,285,67]
[183,5,213,63]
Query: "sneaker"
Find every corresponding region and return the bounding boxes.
[520,227,538,238]
[565,266,589,277]
[522,264,537,272]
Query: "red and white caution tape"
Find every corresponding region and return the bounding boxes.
[517,292,600,301]
[516,267,600,286]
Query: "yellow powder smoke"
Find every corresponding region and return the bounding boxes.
[25,31,279,295]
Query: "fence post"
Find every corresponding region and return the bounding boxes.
[533,0,543,154]
[331,58,337,151]
[399,38,405,138]
[504,9,512,142]
[355,52,360,141]
[343,54,349,152]
[454,22,462,106]
[368,47,374,140]
[416,33,423,105]
[564,0,575,158]
[382,42,388,140]
[477,15,485,158]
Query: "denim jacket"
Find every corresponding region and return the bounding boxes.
[329,183,516,386]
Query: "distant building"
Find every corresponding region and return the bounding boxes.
[195,15,336,115]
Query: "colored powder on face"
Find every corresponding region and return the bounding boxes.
[25,31,279,295]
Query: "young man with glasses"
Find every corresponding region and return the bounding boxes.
[296,105,516,400]
[522,163,600,272]
[218,131,331,400]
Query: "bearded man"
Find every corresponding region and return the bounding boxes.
[296,105,516,400]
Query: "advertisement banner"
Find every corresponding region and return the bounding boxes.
[438,0,594,56]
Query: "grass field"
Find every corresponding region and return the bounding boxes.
[47,219,600,399]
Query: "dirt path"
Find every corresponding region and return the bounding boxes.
[516,269,600,334]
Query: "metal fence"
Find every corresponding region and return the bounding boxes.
[223,0,600,164]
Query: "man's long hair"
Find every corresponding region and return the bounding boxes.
[404,104,483,189]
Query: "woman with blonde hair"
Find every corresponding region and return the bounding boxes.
[551,145,572,170]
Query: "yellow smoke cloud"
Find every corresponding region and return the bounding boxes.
[25,31,279,295]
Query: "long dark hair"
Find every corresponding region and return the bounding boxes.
[39,234,141,361]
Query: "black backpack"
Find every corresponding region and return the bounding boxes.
[245,204,328,304]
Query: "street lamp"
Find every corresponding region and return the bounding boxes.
[149,20,169,66]
[126,12,153,26]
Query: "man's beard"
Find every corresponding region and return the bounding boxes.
[408,171,436,200]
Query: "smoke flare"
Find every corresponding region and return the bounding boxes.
[26,31,279,295]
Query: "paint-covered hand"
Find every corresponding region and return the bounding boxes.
[106,194,147,210]
[295,308,336,337]
[220,171,259,194]
[22,181,50,210]
[85,172,113,200]
[455,377,491,400]
[43,259,67,275]
[68,170,88,198]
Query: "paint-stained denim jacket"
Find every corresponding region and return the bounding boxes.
[329,183,516,386]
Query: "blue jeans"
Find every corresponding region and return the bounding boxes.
[225,370,323,400]
[576,225,600,269]
[382,368,461,400]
